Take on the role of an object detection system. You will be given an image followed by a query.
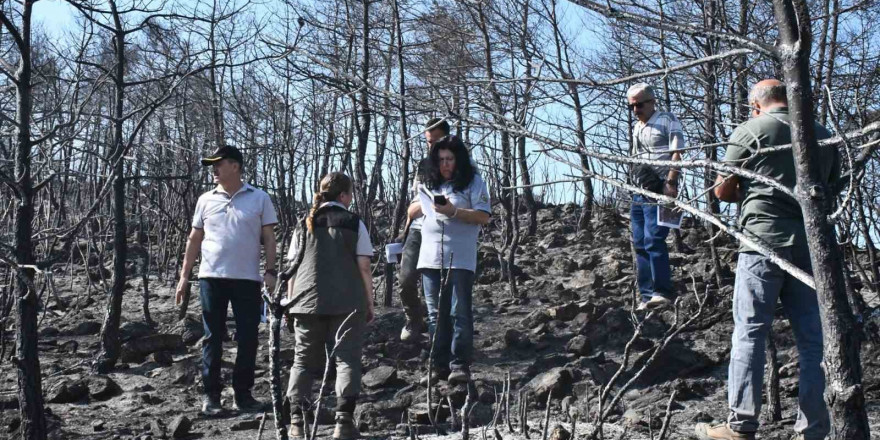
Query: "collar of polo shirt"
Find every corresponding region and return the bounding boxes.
[213,182,254,197]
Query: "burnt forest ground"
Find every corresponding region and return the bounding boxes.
[2,203,879,440]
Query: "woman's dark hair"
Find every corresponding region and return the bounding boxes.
[426,135,476,192]
[307,172,352,232]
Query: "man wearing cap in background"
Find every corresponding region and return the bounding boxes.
[176,145,279,416]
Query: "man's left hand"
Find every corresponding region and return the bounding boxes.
[663,182,679,198]
[263,273,277,292]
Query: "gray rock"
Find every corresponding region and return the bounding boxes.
[0,393,19,410]
[363,366,398,388]
[88,375,122,400]
[69,320,102,336]
[150,419,165,438]
[168,415,191,438]
[59,340,79,354]
[166,358,196,385]
[552,258,578,273]
[539,233,566,249]
[172,315,204,346]
[47,379,89,403]
[504,328,530,348]
[549,425,572,440]
[565,335,590,356]
[120,334,183,363]
[229,419,260,431]
[578,255,600,270]
[519,309,550,328]
[524,367,573,403]
[150,351,173,366]
[548,303,580,321]
[39,327,60,337]
[120,321,154,342]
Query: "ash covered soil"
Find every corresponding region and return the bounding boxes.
[2,204,879,439]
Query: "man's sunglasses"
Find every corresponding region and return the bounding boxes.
[627,99,654,109]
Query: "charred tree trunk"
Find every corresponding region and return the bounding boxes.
[516,1,538,237]
[95,10,129,373]
[772,1,870,437]
[6,2,49,438]
[702,0,725,288]
[389,0,410,241]
[354,0,372,229]
[474,3,514,249]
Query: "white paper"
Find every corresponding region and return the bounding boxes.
[385,243,404,264]
[418,185,437,220]
[658,205,683,229]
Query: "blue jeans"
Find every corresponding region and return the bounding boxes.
[422,269,474,371]
[199,278,262,397]
[728,246,829,438]
[631,195,673,302]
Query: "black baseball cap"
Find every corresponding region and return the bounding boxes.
[201,145,244,166]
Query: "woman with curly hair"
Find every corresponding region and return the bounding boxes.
[417,135,491,385]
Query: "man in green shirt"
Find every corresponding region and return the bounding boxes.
[695,80,838,440]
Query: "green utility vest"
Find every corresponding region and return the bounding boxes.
[288,205,367,315]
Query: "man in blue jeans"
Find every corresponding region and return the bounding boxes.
[176,145,279,416]
[627,83,684,311]
[695,80,838,440]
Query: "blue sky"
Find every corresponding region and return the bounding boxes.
[32,0,77,37]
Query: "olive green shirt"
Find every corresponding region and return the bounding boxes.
[723,107,840,251]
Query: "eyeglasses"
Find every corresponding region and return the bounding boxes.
[627,99,654,109]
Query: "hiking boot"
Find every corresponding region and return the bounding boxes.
[288,423,305,439]
[694,423,756,440]
[289,409,314,439]
[332,412,360,439]
[400,318,426,342]
[233,392,266,413]
[419,369,450,386]
[201,394,224,416]
[646,294,671,310]
[447,368,471,384]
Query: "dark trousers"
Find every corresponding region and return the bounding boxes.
[398,229,425,320]
[199,278,262,397]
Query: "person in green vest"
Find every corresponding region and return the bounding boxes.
[284,172,375,439]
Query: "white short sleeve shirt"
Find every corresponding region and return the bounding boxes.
[193,183,278,282]
[285,201,373,261]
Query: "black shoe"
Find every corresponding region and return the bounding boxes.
[233,393,266,413]
[201,394,224,416]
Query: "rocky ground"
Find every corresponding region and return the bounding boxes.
[2,203,879,440]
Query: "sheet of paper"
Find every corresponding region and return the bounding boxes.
[658,205,684,229]
[418,184,436,220]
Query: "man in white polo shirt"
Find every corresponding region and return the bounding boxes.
[175,145,278,416]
